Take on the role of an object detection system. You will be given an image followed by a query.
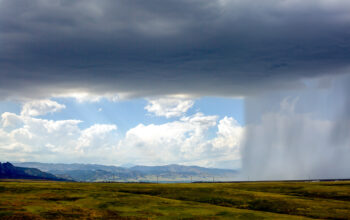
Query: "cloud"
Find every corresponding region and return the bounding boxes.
[212,117,243,151]
[1,0,350,100]
[118,113,218,164]
[1,113,81,157]
[0,103,244,168]
[0,101,118,163]
[117,113,243,168]
[145,97,194,118]
[21,99,66,116]
[1,112,23,129]
[77,124,117,152]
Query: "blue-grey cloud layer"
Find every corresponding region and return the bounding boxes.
[1,0,350,99]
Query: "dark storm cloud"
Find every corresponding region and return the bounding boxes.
[1,0,350,99]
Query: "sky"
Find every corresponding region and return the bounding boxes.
[0,96,244,168]
[0,0,350,178]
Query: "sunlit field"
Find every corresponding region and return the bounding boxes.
[1,180,350,219]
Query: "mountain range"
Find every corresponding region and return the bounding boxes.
[0,162,66,181]
[13,162,238,182]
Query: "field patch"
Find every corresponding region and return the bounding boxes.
[0,180,349,219]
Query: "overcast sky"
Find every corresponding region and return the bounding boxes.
[0,0,350,176]
[1,0,350,99]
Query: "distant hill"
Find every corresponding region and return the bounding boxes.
[130,164,236,175]
[0,162,67,181]
[13,162,238,182]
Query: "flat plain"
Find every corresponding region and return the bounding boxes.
[0,180,350,219]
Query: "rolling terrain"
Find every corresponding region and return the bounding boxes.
[0,180,350,219]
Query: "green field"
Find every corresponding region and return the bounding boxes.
[0,180,350,219]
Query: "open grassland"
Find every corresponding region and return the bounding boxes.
[0,180,350,219]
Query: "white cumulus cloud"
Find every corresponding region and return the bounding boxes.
[0,110,118,163]
[21,99,66,116]
[145,97,194,118]
[77,124,117,152]
[118,113,217,164]
[116,113,243,168]
[212,117,244,151]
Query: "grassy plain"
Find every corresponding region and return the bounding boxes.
[0,180,350,219]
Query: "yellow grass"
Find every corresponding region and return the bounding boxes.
[1,180,350,219]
